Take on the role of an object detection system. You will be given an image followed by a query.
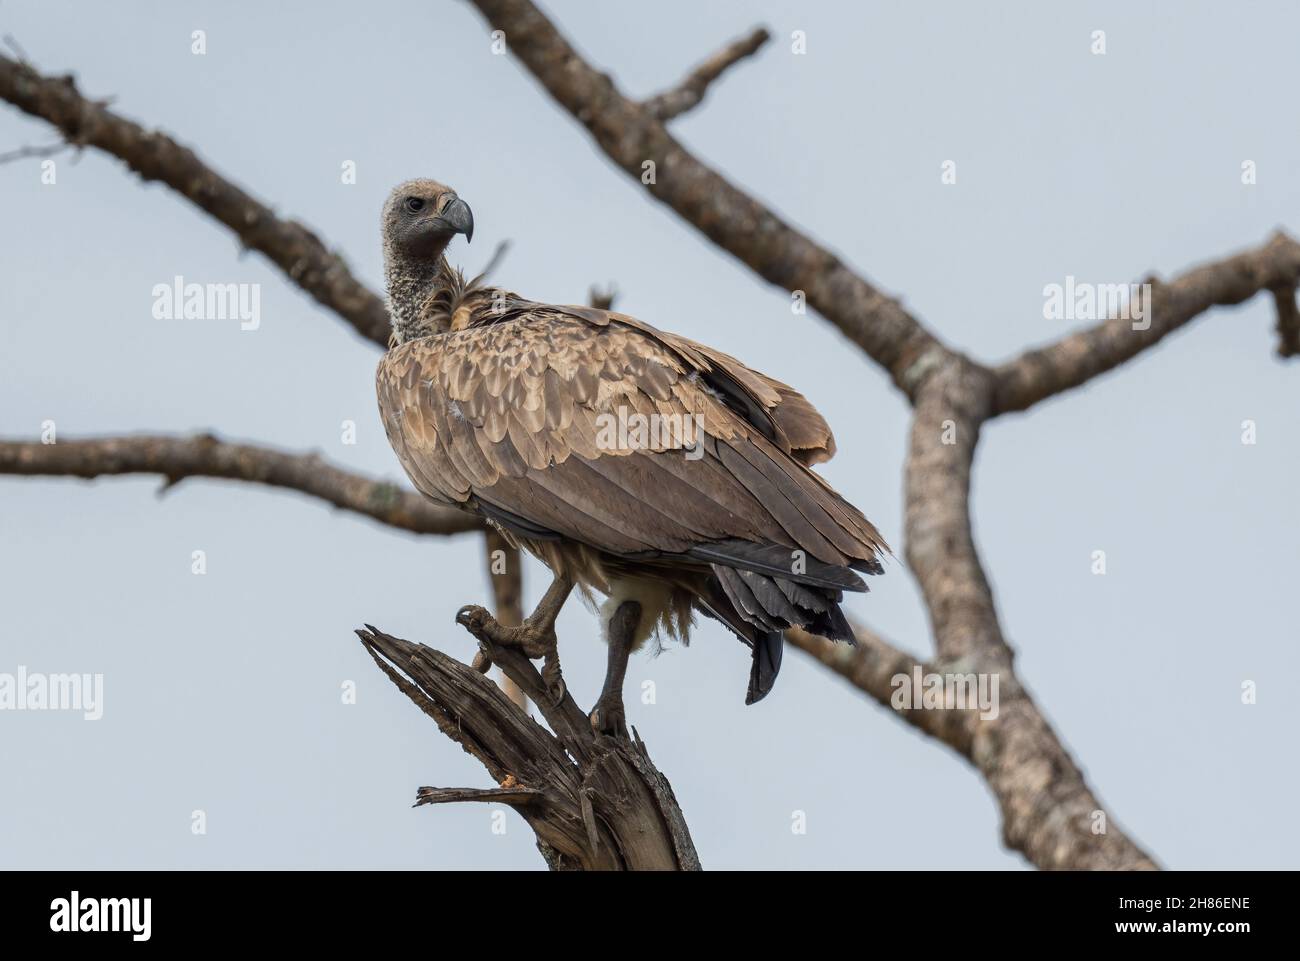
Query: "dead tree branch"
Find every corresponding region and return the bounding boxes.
[0,34,696,871]
[788,620,1155,870]
[8,6,1288,870]
[642,27,770,121]
[903,356,1159,869]
[1271,283,1300,359]
[785,626,974,754]
[357,623,699,870]
[588,284,617,310]
[992,232,1300,414]
[482,527,528,709]
[0,51,392,348]
[469,0,942,397]
[469,0,1174,871]
[0,434,481,536]
[0,139,69,163]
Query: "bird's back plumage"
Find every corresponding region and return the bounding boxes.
[376,292,887,702]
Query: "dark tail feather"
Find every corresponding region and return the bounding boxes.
[807,597,856,643]
[688,539,869,592]
[746,631,783,705]
[699,564,856,703]
[691,579,786,704]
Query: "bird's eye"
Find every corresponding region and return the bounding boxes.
[404,197,425,213]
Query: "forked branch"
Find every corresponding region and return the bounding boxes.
[470,0,1173,870]
[992,231,1300,414]
[642,27,770,121]
[6,4,1292,872]
[358,609,699,870]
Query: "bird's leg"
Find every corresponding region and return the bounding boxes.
[590,600,641,739]
[457,574,572,655]
[526,574,572,705]
[456,575,573,704]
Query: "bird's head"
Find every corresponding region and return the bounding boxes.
[381,178,474,264]
[382,179,476,344]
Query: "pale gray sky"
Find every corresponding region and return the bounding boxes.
[2,0,1296,869]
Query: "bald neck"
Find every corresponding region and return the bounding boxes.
[385,252,458,344]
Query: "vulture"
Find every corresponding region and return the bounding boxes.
[376,179,888,735]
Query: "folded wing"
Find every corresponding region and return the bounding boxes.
[376,302,887,575]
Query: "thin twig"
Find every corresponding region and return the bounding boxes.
[0,140,69,164]
[642,27,770,121]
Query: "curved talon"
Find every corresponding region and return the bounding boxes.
[456,604,491,632]
[541,657,566,706]
[453,575,573,698]
[547,675,567,706]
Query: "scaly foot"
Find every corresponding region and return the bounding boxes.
[455,604,565,705]
[589,692,629,739]
[455,604,556,657]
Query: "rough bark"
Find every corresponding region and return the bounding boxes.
[358,625,699,870]
[1272,284,1300,358]
[903,358,1157,869]
[785,626,974,754]
[641,27,770,121]
[992,232,1300,414]
[0,434,480,536]
[482,528,528,709]
[0,51,392,348]
[469,0,941,395]
[791,616,1158,871]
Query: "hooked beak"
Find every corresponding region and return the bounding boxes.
[437,196,474,244]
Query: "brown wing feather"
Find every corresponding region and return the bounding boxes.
[603,312,837,465]
[375,300,885,566]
